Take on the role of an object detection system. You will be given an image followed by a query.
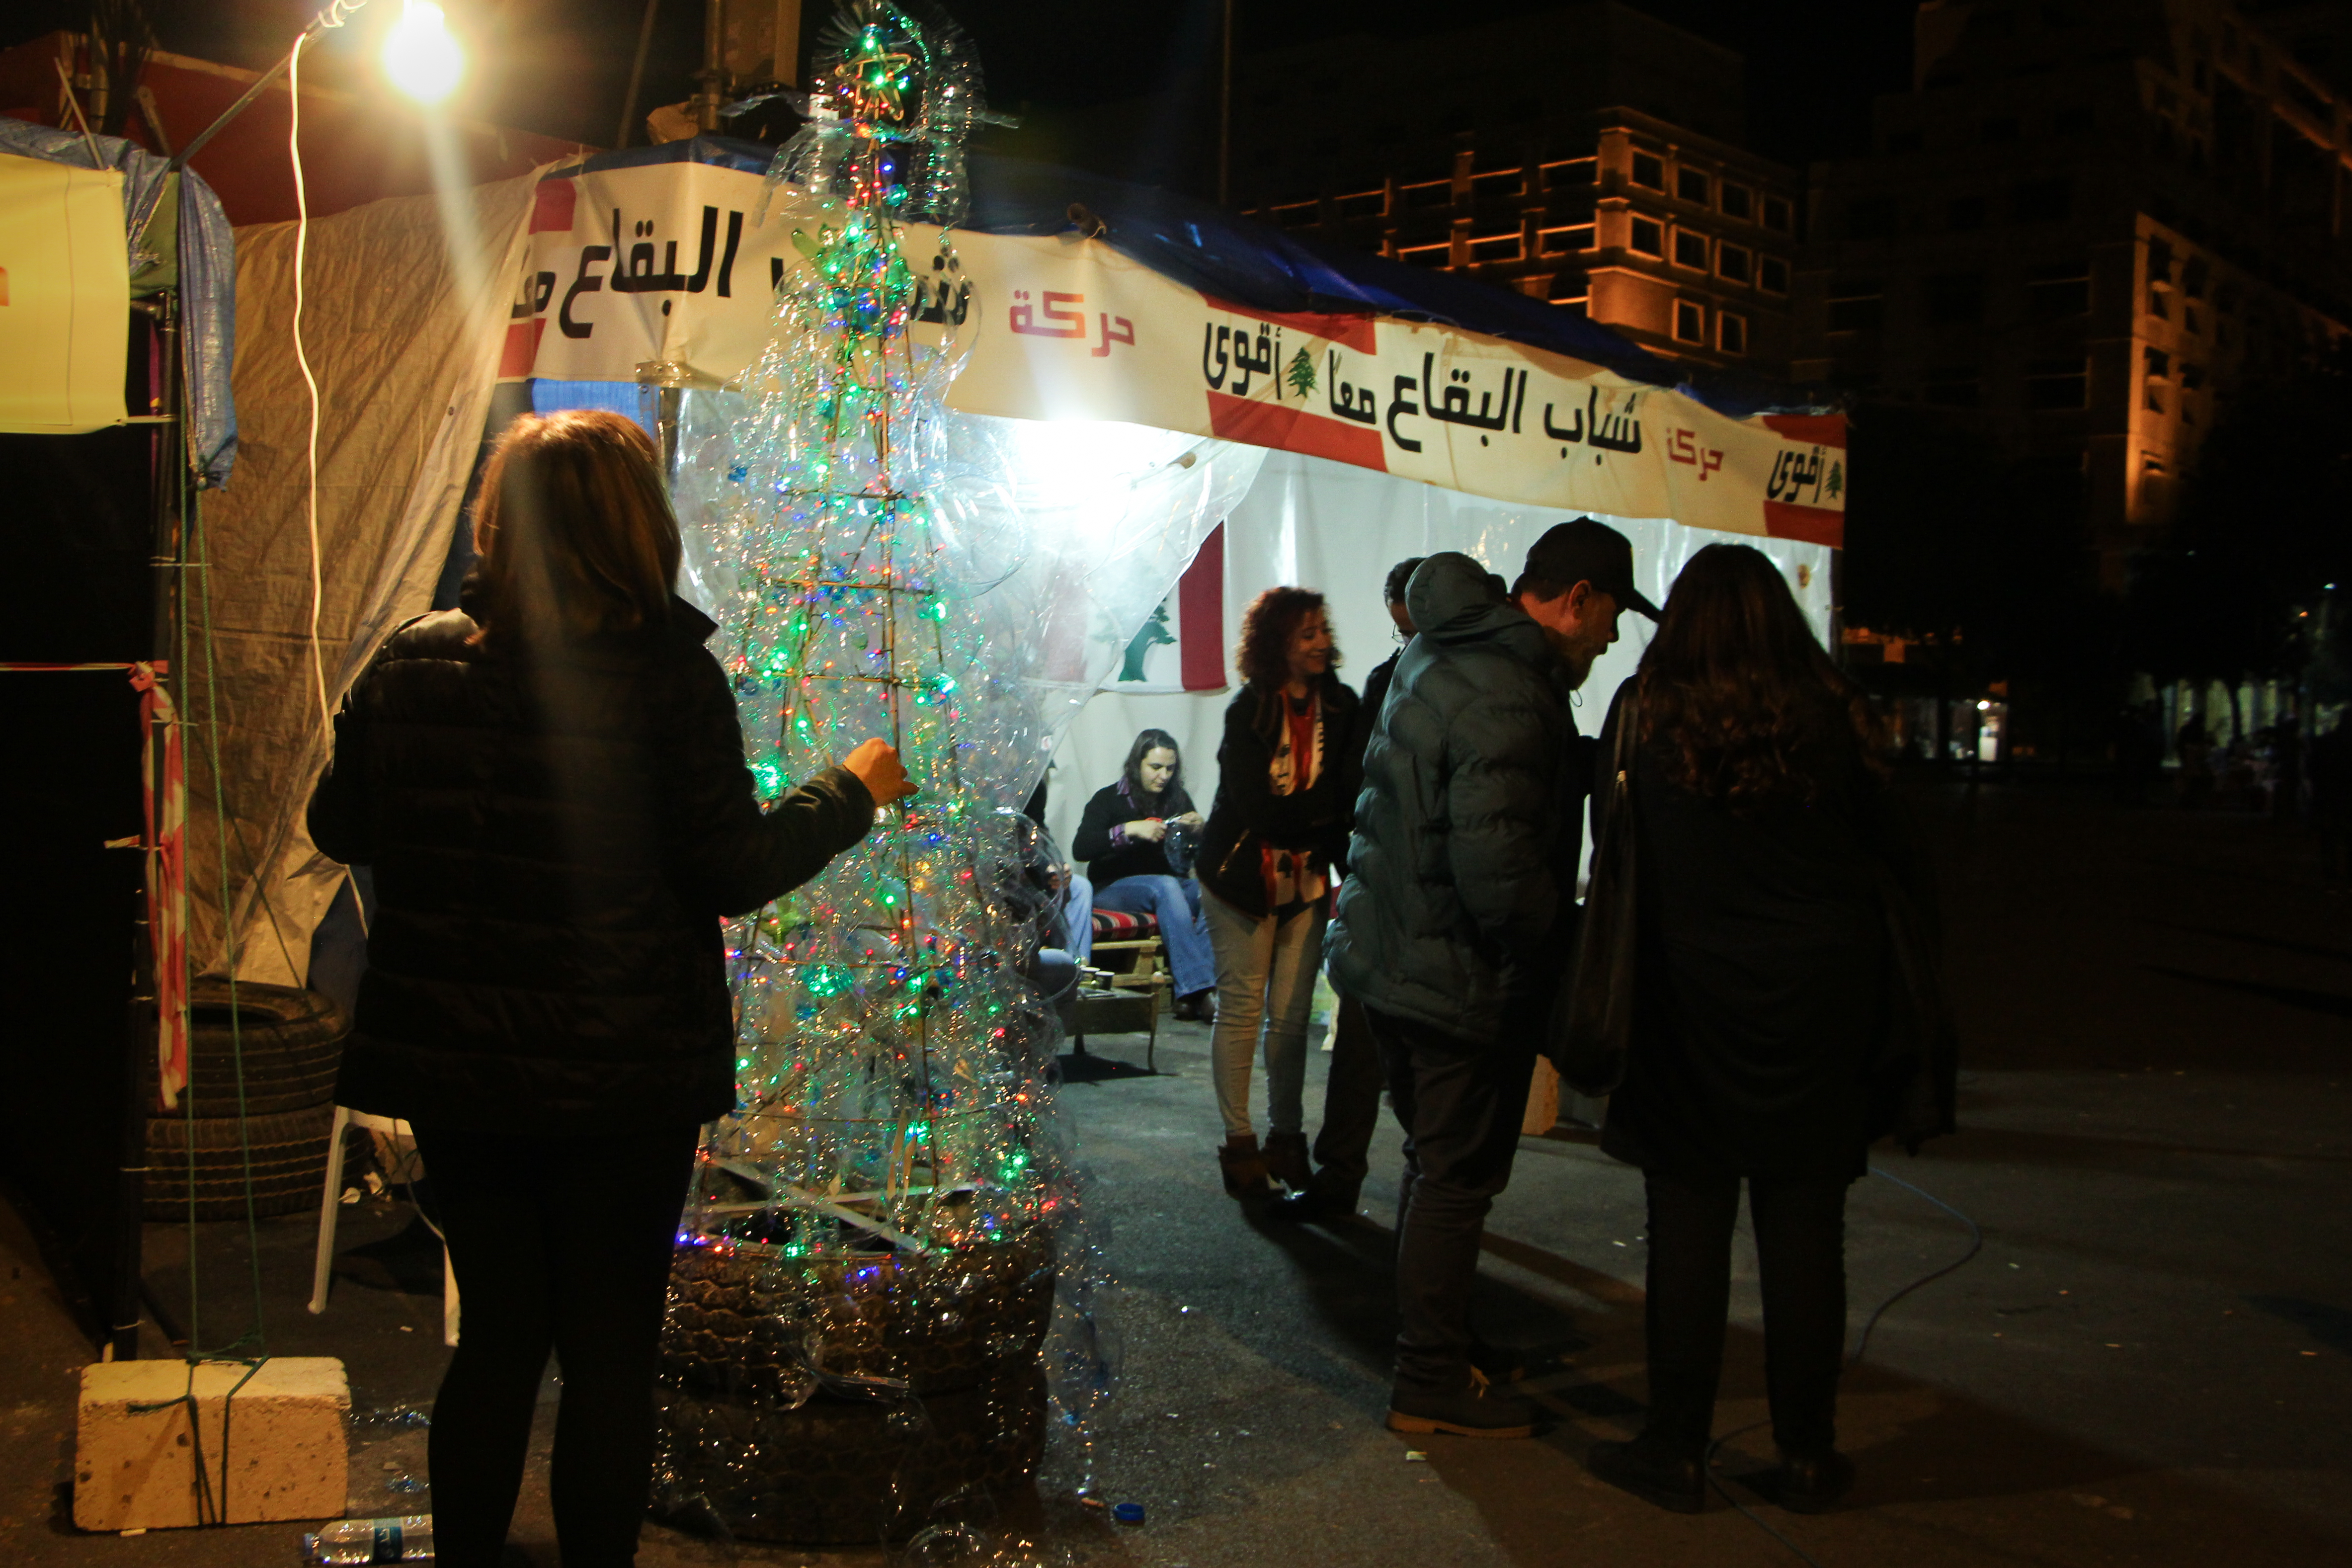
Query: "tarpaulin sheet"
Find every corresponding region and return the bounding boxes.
[188,169,542,984]
[0,118,239,485]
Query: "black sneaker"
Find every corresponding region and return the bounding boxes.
[1586,1437,1706,1513]
[1385,1368,1538,1439]
[1268,1182,1362,1224]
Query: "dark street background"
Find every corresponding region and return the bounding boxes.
[2,769,2348,1566]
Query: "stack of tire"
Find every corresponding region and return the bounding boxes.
[651,1224,1056,1544]
[144,980,348,1222]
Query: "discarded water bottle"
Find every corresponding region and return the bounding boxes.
[301,1515,434,1564]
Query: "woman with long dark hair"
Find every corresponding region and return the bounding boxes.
[307,410,910,1568]
[1071,728,1216,1019]
[1197,588,1359,1199]
[1580,543,1941,1516]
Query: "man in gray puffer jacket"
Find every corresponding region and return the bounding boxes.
[1328,522,1655,1437]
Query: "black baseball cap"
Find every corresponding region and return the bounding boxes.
[1521,518,1661,620]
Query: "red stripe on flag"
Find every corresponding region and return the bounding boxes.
[1761,413,1848,449]
[1763,501,1845,549]
[1179,525,1226,691]
[1206,391,1388,471]
[499,319,548,379]
[530,177,577,233]
[1202,296,1379,354]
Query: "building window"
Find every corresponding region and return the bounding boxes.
[1719,182,1753,220]
[1628,216,1664,255]
[1674,229,1710,270]
[2145,347,2171,379]
[2011,176,2073,222]
[1630,152,1665,189]
[1758,255,1789,294]
[1539,225,1596,255]
[1846,196,1898,238]
[1336,189,1386,220]
[2026,261,2090,319]
[1397,242,1451,268]
[1673,300,1706,343]
[1762,195,1794,233]
[1542,159,1597,190]
[1947,195,1988,231]
[1827,280,1884,332]
[1717,242,1753,284]
[1678,167,1711,204]
[1402,179,1454,210]
[1718,312,1748,355]
[2144,382,2166,413]
[1923,366,1982,407]
[2183,258,2208,299]
[1926,271,1986,325]
[1467,232,1524,263]
[2026,356,2088,409]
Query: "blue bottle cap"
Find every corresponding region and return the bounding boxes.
[1112,1502,1145,1524]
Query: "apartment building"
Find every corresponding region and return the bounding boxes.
[1797,0,2352,544]
[1231,4,1802,374]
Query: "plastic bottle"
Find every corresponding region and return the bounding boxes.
[301,1515,434,1564]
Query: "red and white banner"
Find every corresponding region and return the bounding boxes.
[502,162,1844,547]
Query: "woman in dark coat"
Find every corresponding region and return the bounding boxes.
[1582,543,1940,1517]
[1197,588,1359,1199]
[306,410,910,1568]
[1071,728,1215,1019]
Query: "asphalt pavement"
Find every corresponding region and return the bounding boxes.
[2,771,2347,1567]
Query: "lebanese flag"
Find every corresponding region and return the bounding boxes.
[1103,525,1227,693]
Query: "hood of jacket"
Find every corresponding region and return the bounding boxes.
[1404,551,1559,674]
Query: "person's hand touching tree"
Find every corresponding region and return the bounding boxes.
[843,738,915,805]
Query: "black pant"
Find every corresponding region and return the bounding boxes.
[1307,996,1387,1203]
[412,1122,701,1568]
[1640,1168,1853,1459]
[1366,1005,1537,1393]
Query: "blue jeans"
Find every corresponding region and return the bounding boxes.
[1095,873,1213,997]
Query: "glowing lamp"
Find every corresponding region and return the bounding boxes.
[384,1,464,103]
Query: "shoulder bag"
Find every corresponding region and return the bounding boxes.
[1548,683,1641,1096]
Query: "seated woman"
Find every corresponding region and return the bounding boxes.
[1073,729,1216,1021]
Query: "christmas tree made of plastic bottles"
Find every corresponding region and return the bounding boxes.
[651,3,1086,1545]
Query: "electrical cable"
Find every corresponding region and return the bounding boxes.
[1696,1165,1985,1567]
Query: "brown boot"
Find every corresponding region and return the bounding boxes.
[1262,1130,1313,1192]
[1217,1134,1273,1200]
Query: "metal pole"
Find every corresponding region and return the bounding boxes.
[698,0,726,133]
[617,0,663,149]
[1217,0,1233,206]
[166,2,358,174]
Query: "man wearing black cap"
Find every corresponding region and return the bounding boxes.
[1326,517,1657,1438]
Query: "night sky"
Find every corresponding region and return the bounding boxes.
[7,1,1915,168]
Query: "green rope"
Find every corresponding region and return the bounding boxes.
[185,486,270,1361]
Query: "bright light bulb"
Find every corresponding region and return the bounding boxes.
[384,1,464,103]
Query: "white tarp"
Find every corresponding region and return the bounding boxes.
[1038,449,1836,862]
[189,170,543,985]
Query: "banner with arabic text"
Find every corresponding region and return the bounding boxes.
[501,160,1843,546]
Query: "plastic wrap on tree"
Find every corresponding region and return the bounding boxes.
[649,1,1151,1544]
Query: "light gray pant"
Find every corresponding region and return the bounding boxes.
[1203,889,1327,1138]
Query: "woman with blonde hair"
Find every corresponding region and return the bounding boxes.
[1196,587,1359,1199]
[309,409,910,1568]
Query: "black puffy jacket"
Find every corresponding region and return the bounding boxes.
[1326,553,1578,1045]
[306,592,873,1132]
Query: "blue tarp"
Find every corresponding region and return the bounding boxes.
[0,119,239,487]
[565,134,1830,420]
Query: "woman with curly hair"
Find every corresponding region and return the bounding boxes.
[1580,543,1944,1517]
[1197,587,1360,1199]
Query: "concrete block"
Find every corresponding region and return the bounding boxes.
[75,1357,350,1530]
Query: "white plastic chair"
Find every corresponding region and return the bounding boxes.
[309,1107,460,1346]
